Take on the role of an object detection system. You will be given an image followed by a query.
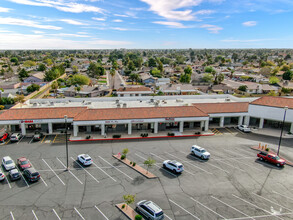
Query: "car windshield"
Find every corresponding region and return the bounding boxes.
[275,156,280,160]
[155,211,164,217]
[178,165,183,168]
[86,158,91,161]
[201,149,206,153]
[32,172,39,177]
[21,161,28,165]
[6,160,13,164]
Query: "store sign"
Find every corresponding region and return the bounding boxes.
[105,120,119,124]
[165,117,175,121]
[21,120,34,124]
[131,119,144,123]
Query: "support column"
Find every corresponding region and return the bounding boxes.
[189,122,194,129]
[73,125,78,137]
[101,124,105,136]
[259,118,264,129]
[128,123,132,135]
[238,116,244,125]
[154,122,158,134]
[220,116,224,127]
[290,123,293,134]
[179,121,184,132]
[48,122,53,134]
[86,126,91,133]
[200,121,204,129]
[244,116,250,126]
[204,120,209,132]
[21,123,26,136]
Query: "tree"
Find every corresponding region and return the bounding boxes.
[214,73,225,85]
[69,74,90,85]
[267,90,277,96]
[10,57,18,65]
[27,84,40,93]
[150,68,162,78]
[14,94,25,105]
[23,60,36,67]
[38,63,46,71]
[259,67,271,76]
[51,81,58,98]
[18,68,29,81]
[281,64,290,72]
[44,69,60,82]
[204,66,214,73]
[128,60,136,71]
[282,70,293,80]
[72,65,78,74]
[129,73,140,85]
[110,69,116,89]
[285,54,291,60]
[269,76,280,84]
[158,61,164,73]
[281,87,291,94]
[148,57,157,67]
[122,148,129,157]
[180,73,191,83]
[144,157,156,174]
[184,65,192,75]
[123,194,136,209]
[238,85,247,92]
[202,73,213,83]
[112,60,119,70]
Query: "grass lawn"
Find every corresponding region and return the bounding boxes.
[98,80,107,83]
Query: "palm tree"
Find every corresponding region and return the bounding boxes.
[109,69,116,89]
[51,81,58,98]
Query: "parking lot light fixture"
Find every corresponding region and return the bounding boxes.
[64,115,69,170]
[277,106,288,156]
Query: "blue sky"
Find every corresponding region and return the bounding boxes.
[0,0,292,49]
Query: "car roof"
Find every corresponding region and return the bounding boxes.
[9,169,19,174]
[192,145,205,150]
[80,154,91,158]
[170,160,182,166]
[3,156,12,161]
[145,201,162,213]
[18,157,27,161]
[26,167,37,172]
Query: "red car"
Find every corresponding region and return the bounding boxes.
[257,151,286,167]
[17,157,32,170]
[0,133,9,143]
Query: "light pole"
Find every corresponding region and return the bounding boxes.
[277,106,288,156]
[64,115,69,170]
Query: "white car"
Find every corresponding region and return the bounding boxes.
[77,154,93,166]
[0,171,5,181]
[163,160,184,173]
[237,125,251,133]
[2,156,16,171]
[191,145,210,160]
[10,133,23,142]
[136,200,164,220]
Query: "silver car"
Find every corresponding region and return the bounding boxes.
[136,200,164,220]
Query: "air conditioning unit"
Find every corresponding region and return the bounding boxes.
[123,103,127,108]
[225,98,231,101]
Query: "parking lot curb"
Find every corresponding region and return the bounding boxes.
[115,203,143,220]
[251,146,293,167]
[113,155,157,179]
[69,133,214,142]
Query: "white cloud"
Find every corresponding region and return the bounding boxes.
[200,24,222,33]
[194,10,215,15]
[60,19,88,26]
[0,17,62,30]
[153,21,186,28]
[32,30,44,34]
[113,19,123,22]
[140,0,202,21]
[92,17,106,21]
[49,33,90,38]
[111,27,128,31]
[0,33,133,49]
[8,0,105,13]
[0,29,13,33]
[0,7,13,12]
[77,32,88,34]
[242,21,257,27]
[114,14,129,17]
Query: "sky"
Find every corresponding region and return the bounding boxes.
[0,0,293,49]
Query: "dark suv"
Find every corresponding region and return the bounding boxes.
[23,168,40,182]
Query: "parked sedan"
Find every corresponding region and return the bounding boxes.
[77,154,93,166]
[10,133,23,142]
[0,171,5,181]
[163,160,184,173]
[23,168,40,182]
[0,133,9,143]
[17,157,32,170]
[2,156,16,171]
[9,169,21,181]
[237,125,251,132]
[136,200,165,220]
[33,131,44,142]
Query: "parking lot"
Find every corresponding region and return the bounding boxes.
[1,129,293,220]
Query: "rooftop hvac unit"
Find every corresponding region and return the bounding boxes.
[225,98,231,101]
[176,99,183,102]
[117,103,121,108]
[50,101,54,106]
[33,103,37,107]
[150,98,154,102]
[155,102,159,107]
[116,99,119,104]
[123,103,127,108]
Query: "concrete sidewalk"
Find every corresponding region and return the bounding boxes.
[251,128,293,139]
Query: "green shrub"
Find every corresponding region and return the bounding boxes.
[135,215,142,220]
[265,148,270,152]
[132,162,136,167]
[130,161,133,165]
[122,204,125,209]
[121,155,126,160]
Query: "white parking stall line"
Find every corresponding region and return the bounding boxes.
[232,194,285,220]
[179,151,230,173]
[74,207,85,220]
[169,199,200,220]
[150,153,195,175]
[229,158,262,171]
[71,157,99,183]
[15,166,29,188]
[272,190,293,202]
[166,152,213,175]
[164,214,173,220]
[53,209,62,220]
[94,205,109,220]
[1,167,11,189]
[252,193,293,212]
[92,162,116,182]
[226,213,293,220]
[32,210,39,220]
[10,211,15,220]
[29,137,34,144]
[17,135,25,144]
[98,156,134,180]
[56,157,83,185]
[215,160,246,172]
[211,196,254,220]
[135,153,177,177]
[29,162,48,187]
[42,159,66,186]
[233,127,245,135]
[190,197,227,219]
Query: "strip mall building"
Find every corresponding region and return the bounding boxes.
[0,95,292,137]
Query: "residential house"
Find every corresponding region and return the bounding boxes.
[159,84,199,95]
[156,78,171,87]
[63,85,104,97]
[117,86,153,97]
[23,72,45,83]
[139,73,156,86]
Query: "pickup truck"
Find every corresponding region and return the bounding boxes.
[257,151,286,167]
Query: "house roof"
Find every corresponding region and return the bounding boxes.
[193,102,249,114]
[32,72,45,80]
[251,96,293,109]
[74,106,208,121]
[0,107,86,121]
[117,86,151,92]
